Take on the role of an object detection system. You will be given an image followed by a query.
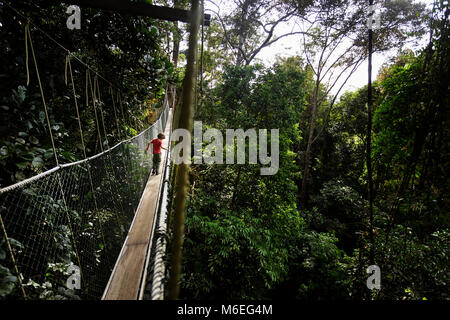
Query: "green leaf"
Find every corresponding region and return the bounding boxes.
[32,156,44,168]
[3,276,16,283]
[61,151,76,162]
[15,171,26,181]
[15,162,29,170]
[29,136,39,145]
[17,86,27,102]
[39,111,45,123]
[8,238,23,249]
[0,265,17,297]
[23,188,37,197]
[44,150,54,160]
[0,146,8,157]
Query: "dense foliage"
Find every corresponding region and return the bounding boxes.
[0,0,448,301]
[0,0,173,187]
[0,0,175,299]
[179,0,449,300]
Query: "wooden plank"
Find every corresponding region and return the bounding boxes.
[55,0,211,25]
[102,109,173,300]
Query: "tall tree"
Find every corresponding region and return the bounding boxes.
[207,0,313,65]
[298,0,427,204]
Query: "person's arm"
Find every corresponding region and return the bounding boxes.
[145,140,152,152]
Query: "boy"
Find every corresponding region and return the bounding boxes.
[145,133,167,175]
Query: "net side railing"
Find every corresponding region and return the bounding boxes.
[0,104,170,300]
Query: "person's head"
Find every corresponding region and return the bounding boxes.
[157,133,165,139]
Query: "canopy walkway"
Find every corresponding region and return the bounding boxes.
[103,108,173,300]
[0,102,174,300]
[0,0,204,300]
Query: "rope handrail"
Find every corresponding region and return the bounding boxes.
[1,1,169,194]
[0,102,169,195]
[0,1,174,301]
[0,102,171,300]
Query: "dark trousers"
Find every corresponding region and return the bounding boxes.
[152,153,161,174]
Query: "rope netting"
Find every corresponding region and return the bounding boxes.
[0,2,172,300]
[0,105,169,300]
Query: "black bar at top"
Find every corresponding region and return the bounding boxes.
[55,0,210,25]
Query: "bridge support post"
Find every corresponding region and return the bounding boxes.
[167,0,201,300]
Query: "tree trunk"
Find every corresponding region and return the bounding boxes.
[170,0,182,108]
[236,0,250,66]
[170,30,180,108]
[229,166,242,210]
[300,78,320,204]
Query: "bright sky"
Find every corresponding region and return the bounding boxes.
[254,27,401,98]
[203,0,434,99]
[253,0,434,98]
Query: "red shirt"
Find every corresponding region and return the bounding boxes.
[150,139,163,154]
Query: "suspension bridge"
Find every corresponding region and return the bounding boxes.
[0,0,205,300]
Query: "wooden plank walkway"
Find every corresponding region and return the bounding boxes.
[102,109,173,300]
